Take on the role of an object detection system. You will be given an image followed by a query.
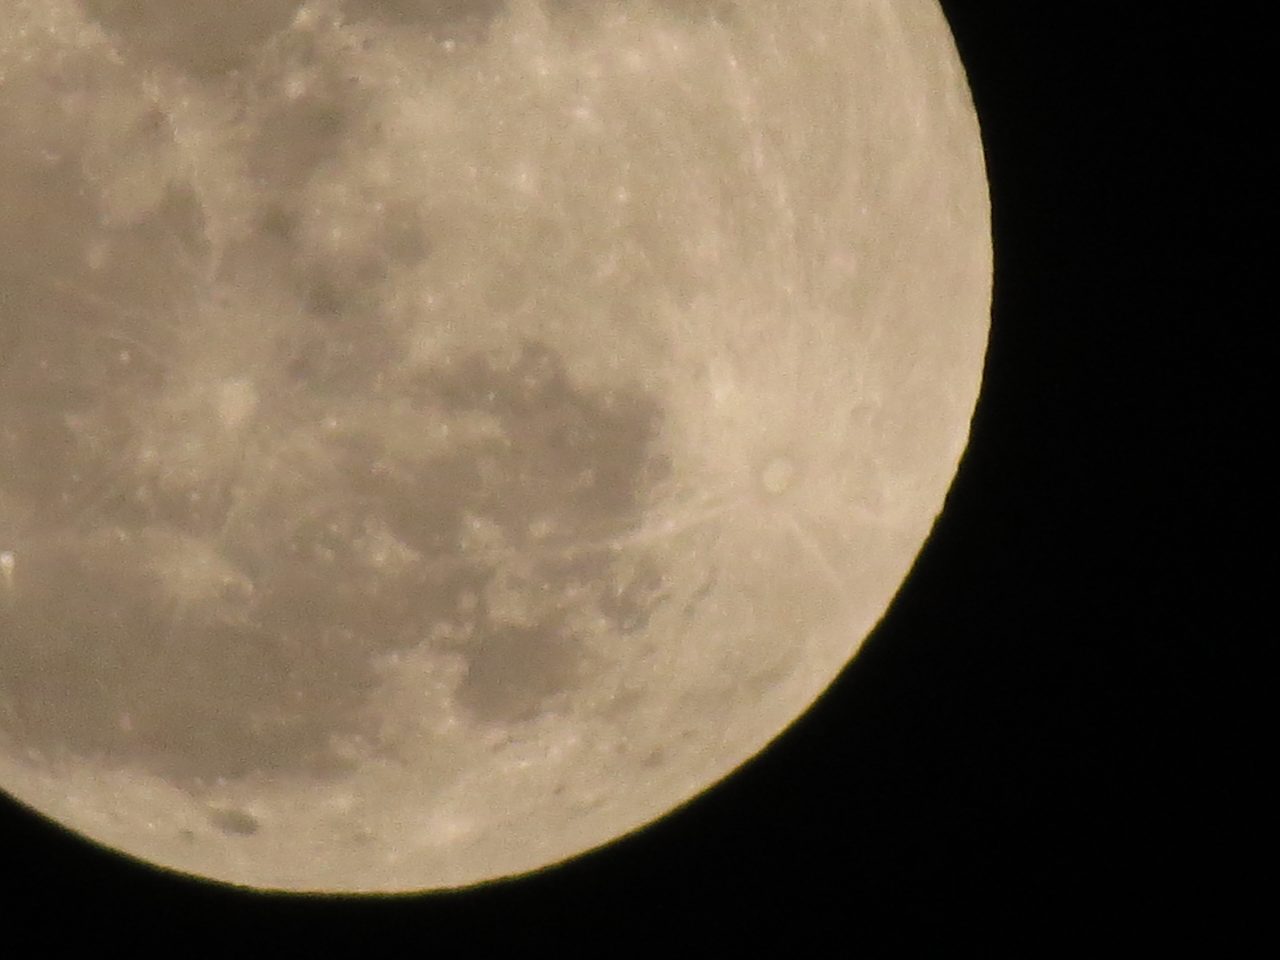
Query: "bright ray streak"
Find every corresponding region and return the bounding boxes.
[778,510,848,601]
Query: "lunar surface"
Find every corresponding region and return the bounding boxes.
[0,0,990,892]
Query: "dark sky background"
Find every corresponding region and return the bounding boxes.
[0,0,1245,946]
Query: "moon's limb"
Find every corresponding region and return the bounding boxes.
[0,0,990,892]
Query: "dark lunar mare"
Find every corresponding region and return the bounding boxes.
[0,333,671,792]
[0,0,705,832]
[79,0,305,78]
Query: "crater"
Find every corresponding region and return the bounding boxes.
[759,456,797,497]
[208,807,261,836]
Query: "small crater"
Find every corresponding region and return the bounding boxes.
[640,747,665,768]
[208,807,261,836]
[759,456,796,496]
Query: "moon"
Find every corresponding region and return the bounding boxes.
[0,0,990,893]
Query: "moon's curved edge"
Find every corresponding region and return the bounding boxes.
[0,0,991,893]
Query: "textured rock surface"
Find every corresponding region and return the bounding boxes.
[0,0,989,891]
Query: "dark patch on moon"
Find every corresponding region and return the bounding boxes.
[208,807,262,836]
[420,338,669,533]
[80,0,304,78]
[454,624,580,724]
[0,117,672,788]
[341,0,507,39]
[0,329,672,785]
[0,0,688,794]
[598,555,669,634]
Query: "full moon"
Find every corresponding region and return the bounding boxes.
[0,0,990,892]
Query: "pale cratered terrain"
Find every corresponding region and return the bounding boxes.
[0,0,990,892]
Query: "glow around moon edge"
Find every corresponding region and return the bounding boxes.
[0,0,991,892]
